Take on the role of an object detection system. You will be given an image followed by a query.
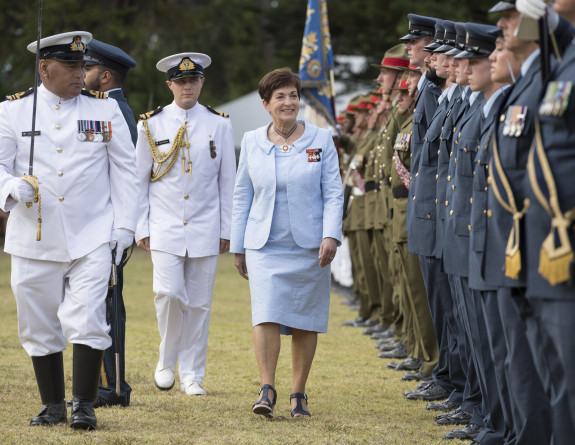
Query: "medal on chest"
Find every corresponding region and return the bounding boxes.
[306,148,322,162]
[539,81,572,117]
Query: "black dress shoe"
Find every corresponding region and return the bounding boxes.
[394,358,423,371]
[405,381,449,401]
[403,371,432,382]
[70,398,97,430]
[341,316,367,327]
[371,327,395,340]
[426,400,459,411]
[436,408,472,425]
[377,344,407,359]
[378,340,403,352]
[443,423,481,440]
[363,324,384,335]
[30,401,67,426]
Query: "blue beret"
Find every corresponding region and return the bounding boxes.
[85,39,136,74]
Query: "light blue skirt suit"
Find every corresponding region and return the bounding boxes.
[230,121,343,334]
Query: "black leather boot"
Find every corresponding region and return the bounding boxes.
[30,352,67,426]
[70,344,104,430]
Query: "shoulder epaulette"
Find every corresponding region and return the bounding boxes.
[6,88,34,101]
[139,106,164,120]
[81,89,108,99]
[206,105,229,118]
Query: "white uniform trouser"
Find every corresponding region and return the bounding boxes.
[151,251,218,383]
[11,243,112,357]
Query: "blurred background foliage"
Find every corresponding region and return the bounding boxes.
[0,0,498,114]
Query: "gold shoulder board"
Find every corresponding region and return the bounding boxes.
[6,88,34,101]
[139,106,164,121]
[81,89,108,99]
[206,105,229,118]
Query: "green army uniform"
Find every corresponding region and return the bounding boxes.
[344,128,381,321]
[390,115,438,375]
[367,104,407,332]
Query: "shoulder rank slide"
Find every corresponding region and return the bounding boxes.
[139,106,164,121]
[206,105,229,118]
[6,88,34,101]
[81,90,108,99]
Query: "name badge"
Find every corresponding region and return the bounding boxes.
[306,148,322,162]
[22,131,41,137]
[155,139,170,146]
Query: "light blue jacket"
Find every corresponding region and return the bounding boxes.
[230,121,343,254]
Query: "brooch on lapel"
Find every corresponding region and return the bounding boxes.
[306,148,322,162]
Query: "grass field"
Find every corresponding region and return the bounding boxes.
[0,248,457,444]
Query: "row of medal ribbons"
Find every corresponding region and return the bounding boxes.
[77,120,112,142]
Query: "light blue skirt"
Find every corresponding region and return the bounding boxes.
[246,244,331,334]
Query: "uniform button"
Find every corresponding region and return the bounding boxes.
[477,160,481,164]
[54,104,60,110]
[59,196,64,202]
[413,195,416,201]
[450,152,453,157]
[464,148,468,152]
[485,186,488,191]
[427,214,431,219]
[455,141,459,145]
[468,225,472,232]
[487,177,492,184]
[445,201,449,206]
[484,210,487,214]
[183,221,188,226]
[435,174,438,180]
[55,124,61,130]
[184,195,189,200]
[425,138,428,142]
[487,209,493,217]
[415,172,419,177]
[410,154,412,158]
[447,176,451,181]
[435,198,438,204]
[500,114,506,122]
[450,210,454,216]
[455,158,458,163]
[470,197,473,204]
[58,171,63,177]
[57,147,62,153]
[452,184,455,190]
[458,132,462,137]
[486,164,489,170]
[441,126,444,130]
[437,150,440,155]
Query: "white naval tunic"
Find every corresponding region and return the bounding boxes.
[135,101,236,383]
[0,85,140,355]
[135,101,236,256]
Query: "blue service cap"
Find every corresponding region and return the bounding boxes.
[85,39,136,74]
[435,20,457,53]
[455,23,501,59]
[424,20,446,52]
[444,22,467,56]
[489,1,516,13]
[400,14,437,42]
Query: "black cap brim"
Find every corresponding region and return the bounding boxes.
[444,47,463,56]
[435,44,455,53]
[454,50,488,59]
[488,1,516,13]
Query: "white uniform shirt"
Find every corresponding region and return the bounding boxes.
[0,85,140,261]
[135,101,236,257]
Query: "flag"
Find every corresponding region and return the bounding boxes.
[298,0,336,126]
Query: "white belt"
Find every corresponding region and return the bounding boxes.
[352,187,364,196]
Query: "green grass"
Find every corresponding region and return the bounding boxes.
[0,248,456,444]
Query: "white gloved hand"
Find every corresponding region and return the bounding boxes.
[516,0,547,20]
[8,177,35,203]
[109,228,134,265]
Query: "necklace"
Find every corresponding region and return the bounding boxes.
[273,122,298,152]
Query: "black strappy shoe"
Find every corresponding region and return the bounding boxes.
[252,384,277,418]
[290,393,311,418]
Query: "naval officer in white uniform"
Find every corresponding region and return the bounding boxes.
[0,31,139,430]
[135,52,236,396]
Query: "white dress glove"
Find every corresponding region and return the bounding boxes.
[516,0,546,20]
[8,178,35,203]
[109,228,134,265]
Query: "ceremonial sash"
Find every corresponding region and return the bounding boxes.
[489,136,530,280]
[394,150,411,190]
[526,117,575,285]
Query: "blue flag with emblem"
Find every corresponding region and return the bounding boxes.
[298,0,336,126]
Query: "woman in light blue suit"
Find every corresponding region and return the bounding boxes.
[230,68,343,418]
